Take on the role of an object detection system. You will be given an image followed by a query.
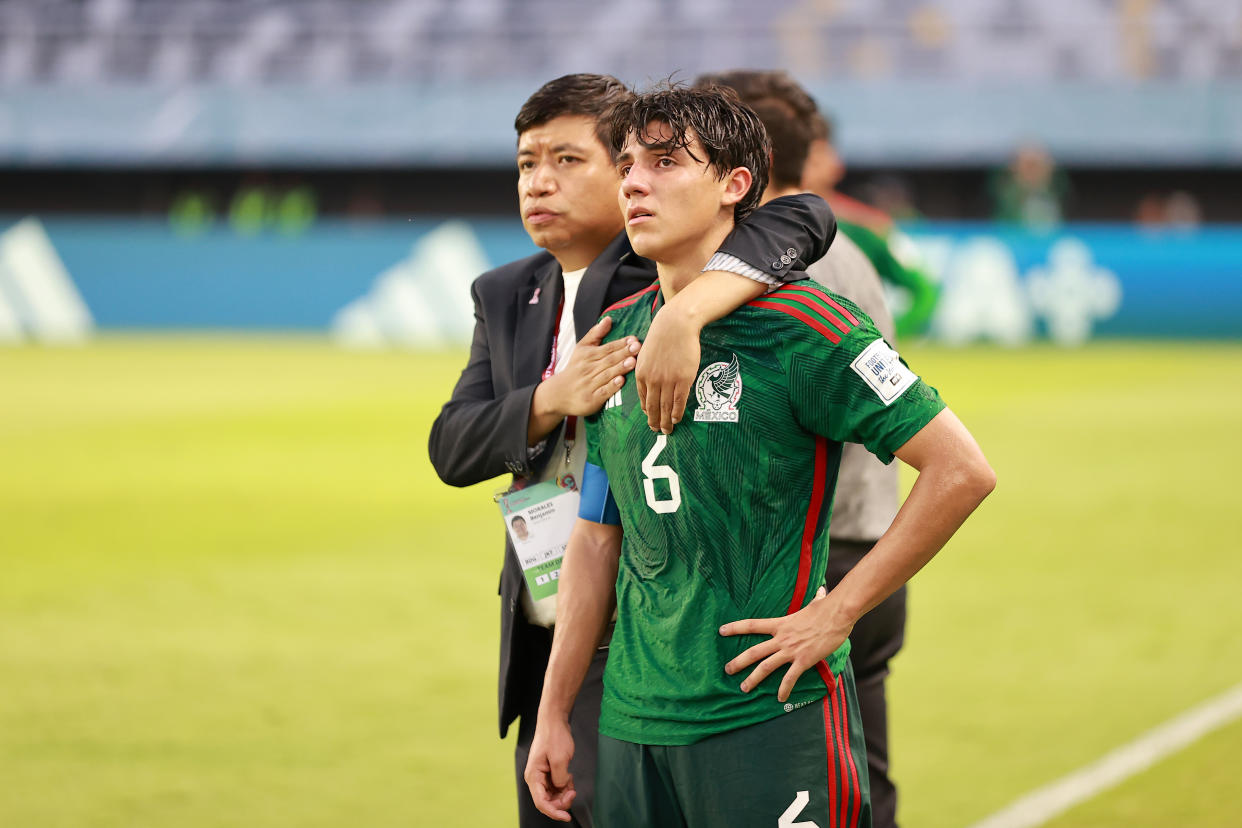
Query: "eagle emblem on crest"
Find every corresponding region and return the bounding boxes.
[693,354,742,422]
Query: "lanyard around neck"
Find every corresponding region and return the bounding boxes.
[541,297,577,460]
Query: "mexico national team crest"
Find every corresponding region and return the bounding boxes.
[693,354,742,423]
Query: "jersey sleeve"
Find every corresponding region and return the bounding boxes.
[585,409,603,467]
[781,289,946,463]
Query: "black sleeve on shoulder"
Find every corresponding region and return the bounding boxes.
[716,193,837,283]
[428,277,544,486]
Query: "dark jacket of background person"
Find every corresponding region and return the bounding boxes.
[428,195,836,739]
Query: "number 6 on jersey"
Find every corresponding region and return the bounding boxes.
[641,434,681,514]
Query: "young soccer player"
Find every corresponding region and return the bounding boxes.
[525,86,995,828]
[430,74,837,828]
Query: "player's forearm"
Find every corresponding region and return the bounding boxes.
[538,520,620,720]
[829,462,993,625]
[661,270,767,330]
[826,426,995,627]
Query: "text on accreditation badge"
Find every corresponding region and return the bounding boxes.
[496,478,579,602]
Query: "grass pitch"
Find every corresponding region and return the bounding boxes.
[1,338,1239,828]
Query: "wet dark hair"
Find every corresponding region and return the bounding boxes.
[694,70,818,191]
[606,83,771,222]
[514,74,635,148]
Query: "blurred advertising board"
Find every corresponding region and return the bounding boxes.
[1,217,1239,345]
[4,82,1241,167]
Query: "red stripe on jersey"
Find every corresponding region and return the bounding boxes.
[602,284,658,314]
[823,694,838,828]
[751,300,842,345]
[787,437,828,614]
[783,284,861,327]
[765,290,854,334]
[815,661,837,695]
[839,679,863,828]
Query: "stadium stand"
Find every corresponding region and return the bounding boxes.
[0,0,1239,218]
[1,0,1239,85]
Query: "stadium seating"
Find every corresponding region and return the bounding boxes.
[1,0,1239,85]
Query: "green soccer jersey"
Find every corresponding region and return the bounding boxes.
[585,278,945,746]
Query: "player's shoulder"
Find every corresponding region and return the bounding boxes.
[470,250,556,296]
[745,277,880,347]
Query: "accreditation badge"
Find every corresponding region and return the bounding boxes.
[497,474,579,610]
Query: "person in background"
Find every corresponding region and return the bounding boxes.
[989,141,1070,230]
[801,112,940,339]
[1135,190,1202,230]
[428,74,837,828]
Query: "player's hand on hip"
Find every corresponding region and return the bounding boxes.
[635,308,699,434]
[523,718,577,822]
[553,316,640,417]
[719,598,853,702]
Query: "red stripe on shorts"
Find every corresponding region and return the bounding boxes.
[823,693,837,828]
[840,677,863,827]
[830,680,849,827]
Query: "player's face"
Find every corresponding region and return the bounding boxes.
[616,123,737,264]
[802,138,844,193]
[517,115,625,271]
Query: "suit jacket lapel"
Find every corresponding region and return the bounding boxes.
[574,232,633,336]
[512,258,563,387]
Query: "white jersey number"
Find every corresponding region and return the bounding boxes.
[641,434,682,514]
[778,790,820,828]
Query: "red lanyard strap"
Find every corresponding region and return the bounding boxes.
[540,297,577,461]
[542,298,565,382]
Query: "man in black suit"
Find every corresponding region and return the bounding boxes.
[428,74,836,828]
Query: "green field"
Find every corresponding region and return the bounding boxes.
[2,339,1240,828]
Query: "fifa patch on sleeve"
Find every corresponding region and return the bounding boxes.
[850,338,918,405]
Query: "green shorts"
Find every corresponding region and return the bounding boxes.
[596,660,871,828]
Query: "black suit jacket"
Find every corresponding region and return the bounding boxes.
[427,194,836,737]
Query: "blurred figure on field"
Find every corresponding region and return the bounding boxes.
[989,142,1070,230]
[695,67,907,828]
[862,174,921,224]
[168,187,218,237]
[1136,190,1202,231]
[801,112,939,339]
[228,174,318,237]
[345,184,385,220]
